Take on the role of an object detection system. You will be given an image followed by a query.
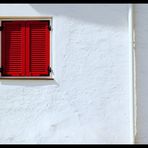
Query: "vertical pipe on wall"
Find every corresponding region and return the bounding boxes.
[129,3,137,144]
[133,4,137,143]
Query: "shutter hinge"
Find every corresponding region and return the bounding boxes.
[40,20,52,31]
[0,26,4,31]
[0,67,3,73]
[48,66,53,76]
[0,67,11,76]
[40,66,53,76]
[48,25,52,31]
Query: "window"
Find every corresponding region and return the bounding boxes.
[0,20,51,78]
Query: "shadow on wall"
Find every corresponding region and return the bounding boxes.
[30,4,127,27]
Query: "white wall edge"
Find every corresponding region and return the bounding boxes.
[128,3,137,144]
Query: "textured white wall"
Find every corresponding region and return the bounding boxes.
[135,4,148,144]
[0,4,132,144]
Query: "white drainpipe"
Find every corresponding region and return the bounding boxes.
[128,3,137,144]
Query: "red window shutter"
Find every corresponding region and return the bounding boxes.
[2,21,26,76]
[26,21,50,76]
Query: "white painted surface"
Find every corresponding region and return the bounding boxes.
[0,4,132,144]
[135,4,148,144]
[128,4,136,143]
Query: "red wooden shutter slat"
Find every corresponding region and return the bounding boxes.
[2,21,26,76]
[26,21,50,76]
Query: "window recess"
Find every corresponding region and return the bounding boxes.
[0,19,52,79]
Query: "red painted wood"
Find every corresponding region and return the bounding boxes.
[2,21,50,77]
[26,21,49,76]
[2,21,26,76]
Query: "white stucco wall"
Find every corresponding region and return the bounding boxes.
[135,4,148,144]
[0,4,132,144]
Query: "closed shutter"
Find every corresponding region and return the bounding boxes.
[26,21,50,76]
[2,21,26,76]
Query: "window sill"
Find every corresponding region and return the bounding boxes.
[0,76,54,80]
